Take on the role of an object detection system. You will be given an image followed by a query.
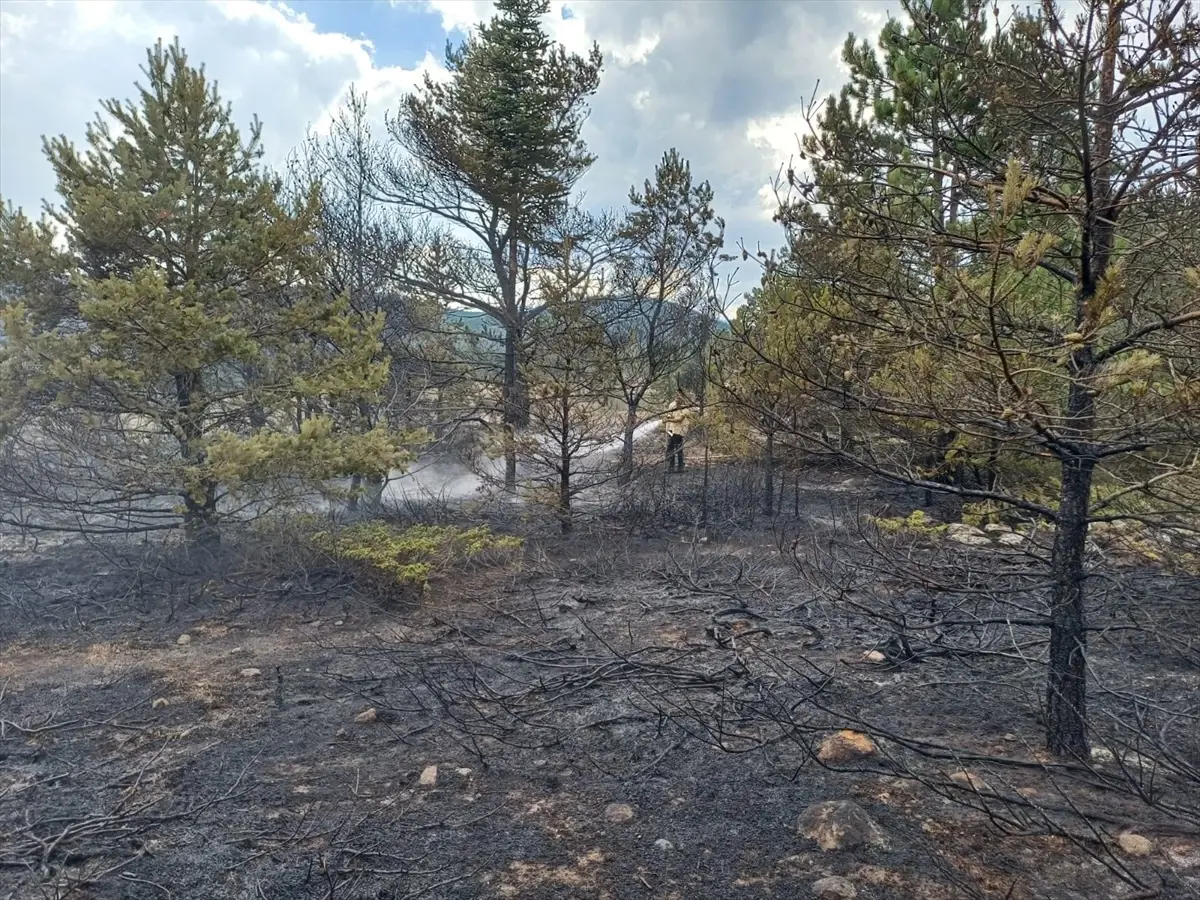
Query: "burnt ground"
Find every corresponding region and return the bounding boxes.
[2,470,1199,900]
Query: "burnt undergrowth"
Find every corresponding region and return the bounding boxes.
[2,468,1198,900]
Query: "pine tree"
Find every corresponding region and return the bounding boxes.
[381,0,603,491]
[0,39,408,551]
[739,0,1200,757]
[603,149,724,485]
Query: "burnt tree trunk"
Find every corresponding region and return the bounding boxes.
[559,390,572,533]
[503,323,522,493]
[1046,449,1095,757]
[176,369,219,554]
[1043,0,1120,758]
[619,403,637,487]
[763,429,775,517]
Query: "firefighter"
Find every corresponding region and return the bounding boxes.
[663,390,690,473]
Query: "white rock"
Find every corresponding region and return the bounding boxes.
[1117,833,1152,857]
[418,765,438,787]
[654,838,675,852]
[354,707,377,724]
[240,668,263,678]
[947,523,991,547]
[604,802,635,824]
[812,875,857,898]
[176,633,193,645]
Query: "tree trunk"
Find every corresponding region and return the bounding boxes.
[559,394,572,533]
[559,461,572,534]
[503,325,519,493]
[619,403,637,487]
[349,473,362,512]
[183,482,220,559]
[365,473,384,514]
[175,369,219,555]
[1046,453,1095,757]
[763,430,775,517]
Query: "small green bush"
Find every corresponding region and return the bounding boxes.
[310,522,522,592]
[867,508,948,536]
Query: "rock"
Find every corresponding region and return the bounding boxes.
[950,770,994,793]
[797,800,886,851]
[604,802,636,824]
[1117,833,1153,857]
[240,668,262,678]
[354,707,377,724]
[152,697,169,710]
[817,730,878,765]
[1002,733,1017,742]
[418,765,438,787]
[654,838,675,852]
[455,767,473,777]
[996,532,1026,546]
[861,650,887,664]
[812,875,858,899]
[947,523,991,547]
[176,633,192,645]
[334,620,344,626]
[1090,747,1115,763]
[983,523,1011,533]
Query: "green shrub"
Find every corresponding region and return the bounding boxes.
[309,522,522,592]
[867,508,948,536]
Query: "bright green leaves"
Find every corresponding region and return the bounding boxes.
[0,39,410,543]
[310,522,522,591]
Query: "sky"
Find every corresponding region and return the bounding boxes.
[0,0,900,300]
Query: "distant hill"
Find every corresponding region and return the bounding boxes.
[443,299,730,342]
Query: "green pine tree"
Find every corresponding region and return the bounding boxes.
[0,39,411,550]
[383,0,603,491]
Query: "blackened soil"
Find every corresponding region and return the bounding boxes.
[2,472,1198,900]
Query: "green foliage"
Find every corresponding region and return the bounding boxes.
[0,39,412,544]
[310,522,522,591]
[518,238,619,530]
[399,0,602,241]
[868,509,949,536]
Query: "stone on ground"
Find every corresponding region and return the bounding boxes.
[354,707,377,724]
[949,769,994,793]
[176,633,192,645]
[418,765,439,787]
[947,523,990,546]
[798,800,886,851]
[812,875,858,898]
[817,730,878,765]
[604,802,635,824]
[1117,833,1153,857]
[239,667,262,678]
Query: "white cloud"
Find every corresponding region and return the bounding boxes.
[609,32,660,67]
[0,0,439,217]
[404,0,494,36]
[1,0,905,302]
[745,109,807,168]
